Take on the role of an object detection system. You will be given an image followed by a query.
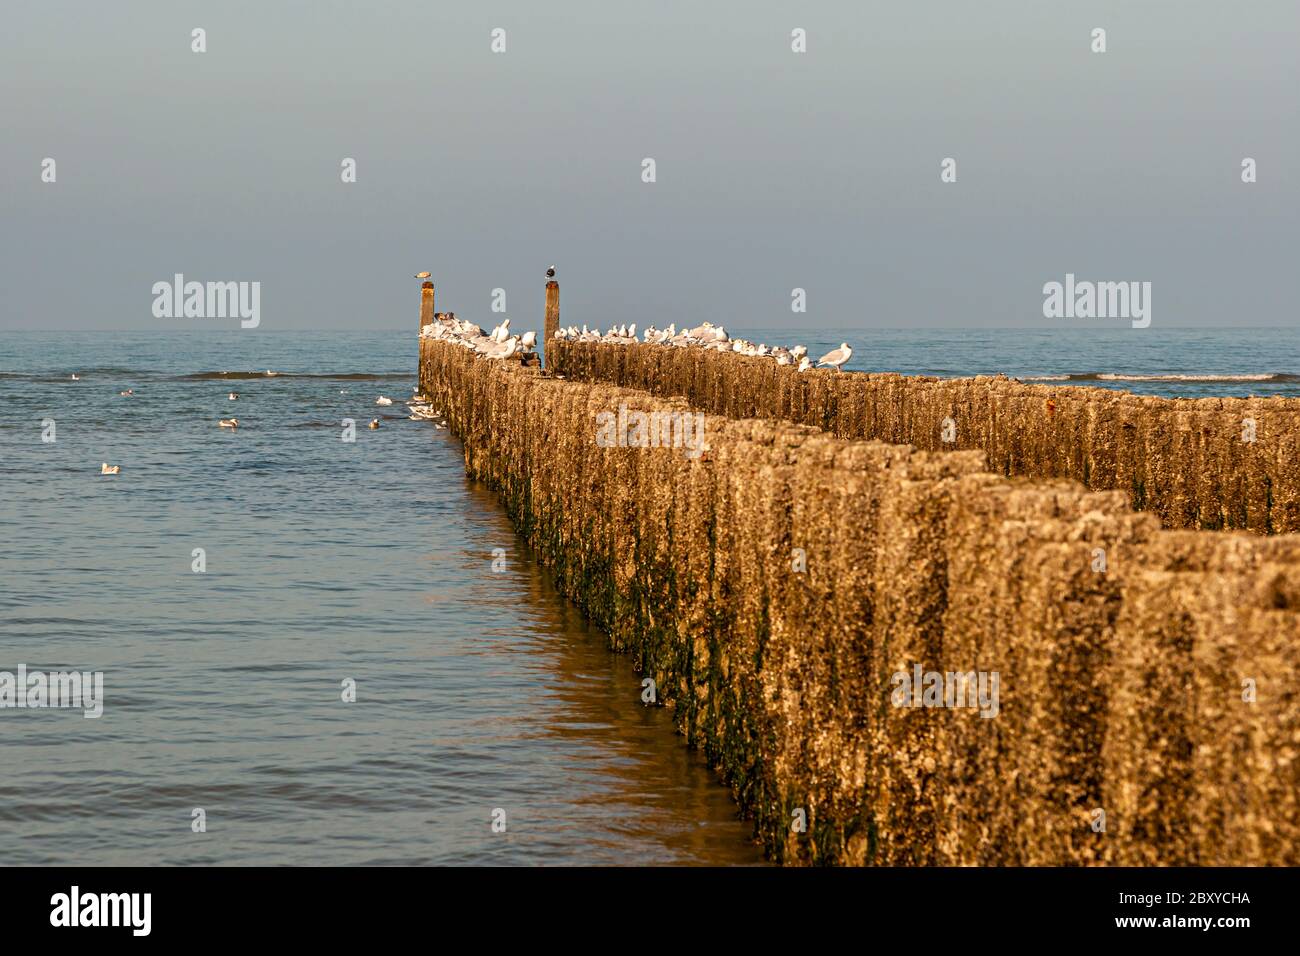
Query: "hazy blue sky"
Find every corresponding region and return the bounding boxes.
[2,1,1296,331]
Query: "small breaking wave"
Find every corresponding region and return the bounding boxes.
[179,371,410,381]
[1022,372,1293,384]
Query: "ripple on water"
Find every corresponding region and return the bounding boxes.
[0,331,765,866]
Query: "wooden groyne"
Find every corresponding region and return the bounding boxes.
[419,333,1300,866]
[549,341,1300,535]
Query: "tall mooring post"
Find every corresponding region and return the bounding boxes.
[543,280,560,365]
[420,281,435,329]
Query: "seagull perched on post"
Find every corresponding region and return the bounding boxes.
[818,343,853,372]
[414,271,432,279]
[545,266,556,279]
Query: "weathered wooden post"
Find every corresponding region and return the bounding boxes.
[420,281,435,329]
[543,280,560,365]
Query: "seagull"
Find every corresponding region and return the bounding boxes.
[228,392,238,400]
[545,266,556,279]
[368,418,381,429]
[219,418,239,428]
[520,330,537,349]
[119,389,133,396]
[798,357,812,372]
[375,396,393,405]
[818,343,853,372]
[414,271,432,279]
[100,463,120,475]
[70,374,80,381]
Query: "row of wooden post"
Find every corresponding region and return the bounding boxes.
[420,279,561,367]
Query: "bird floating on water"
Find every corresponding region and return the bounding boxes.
[100,463,120,475]
[219,418,239,429]
[406,399,444,422]
[818,343,853,372]
[375,396,393,406]
[414,271,432,279]
[368,418,381,429]
[228,392,238,400]
[119,389,133,396]
[70,374,80,381]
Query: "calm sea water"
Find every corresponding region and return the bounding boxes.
[722,327,1300,399]
[2,326,1295,866]
[0,331,762,865]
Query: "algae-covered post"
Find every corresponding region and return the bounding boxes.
[543,279,560,362]
[548,341,1300,535]
[420,280,435,330]
[417,335,1300,865]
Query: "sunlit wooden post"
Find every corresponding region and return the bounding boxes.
[420,281,435,329]
[543,280,560,365]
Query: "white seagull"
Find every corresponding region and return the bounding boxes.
[219,418,239,429]
[414,271,432,279]
[489,338,519,361]
[375,396,393,405]
[818,343,853,372]
[228,392,238,400]
[100,463,120,475]
[520,330,537,349]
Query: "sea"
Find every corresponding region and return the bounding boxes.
[1,326,1295,865]
[721,326,1300,399]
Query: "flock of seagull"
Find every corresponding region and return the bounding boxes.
[419,312,540,362]
[554,322,853,372]
[418,267,853,372]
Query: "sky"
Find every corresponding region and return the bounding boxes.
[1,1,1297,331]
